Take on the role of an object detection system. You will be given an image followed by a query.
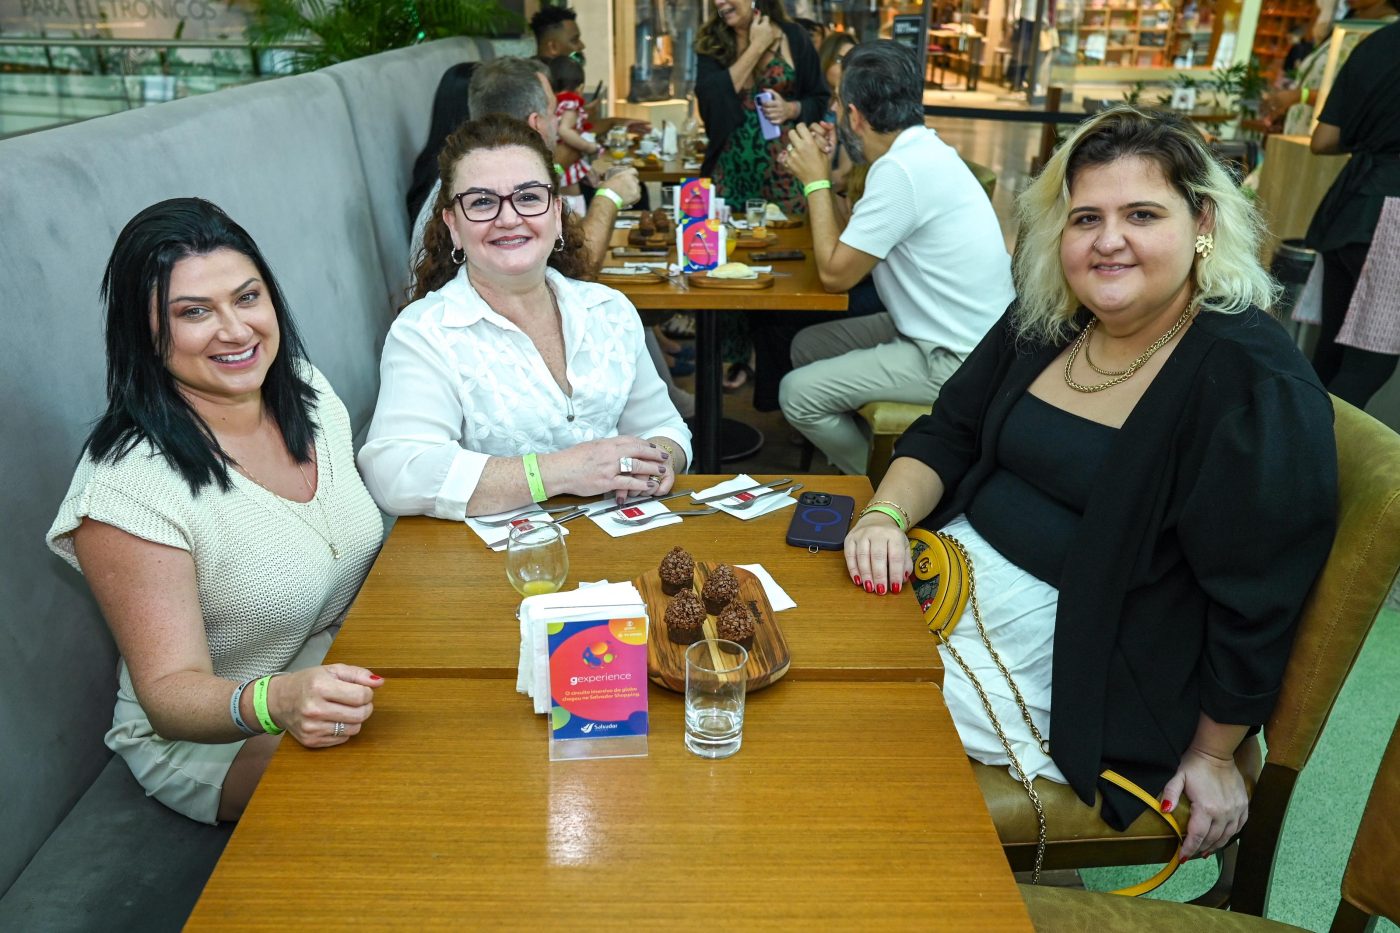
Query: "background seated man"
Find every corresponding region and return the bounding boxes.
[779,40,1014,475]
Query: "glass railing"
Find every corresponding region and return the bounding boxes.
[0,37,309,137]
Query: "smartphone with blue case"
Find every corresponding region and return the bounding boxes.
[785,491,856,550]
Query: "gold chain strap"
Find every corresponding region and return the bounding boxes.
[934,533,1050,884]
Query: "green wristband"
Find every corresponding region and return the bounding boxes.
[599,188,625,209]
[802,179,833,197]
[252,675,285,735]
[862,505,907,531]
[523,453,547,503]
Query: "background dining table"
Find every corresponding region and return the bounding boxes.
[605,220,847,472]
[184,473,1033,929]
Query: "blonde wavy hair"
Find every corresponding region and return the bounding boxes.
[1012,106,1279,345]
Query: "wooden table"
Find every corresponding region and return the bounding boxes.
[606,223,848,472]
[327,475,941,682]
[186,678,1032,930]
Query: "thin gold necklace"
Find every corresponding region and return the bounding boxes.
[1063,304,1194,393]
[236,457,341,560]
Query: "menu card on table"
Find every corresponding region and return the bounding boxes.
[518,583,650,760]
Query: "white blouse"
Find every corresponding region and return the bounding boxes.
[358,267,692,519]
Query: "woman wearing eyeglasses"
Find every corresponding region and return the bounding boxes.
[359,115,691,519]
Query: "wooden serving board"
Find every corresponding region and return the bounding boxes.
[628,230,672,247]
[686,271,775,290]
[768,218,804,229]
[598,269,667,284]
[635,562,790,693]
[733,233,779,249]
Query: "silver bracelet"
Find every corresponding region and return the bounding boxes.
[229,677,259,736]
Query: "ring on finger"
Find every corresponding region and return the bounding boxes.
[332,721,346,738]
[619,456,634,474]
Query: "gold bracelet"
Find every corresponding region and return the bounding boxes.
[864,499,910,529]
[652,438,680,467]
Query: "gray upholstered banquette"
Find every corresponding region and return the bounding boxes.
[0,35,527,931]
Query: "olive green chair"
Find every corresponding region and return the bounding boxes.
[980,397,1400,914]
[1016,710,1400,931]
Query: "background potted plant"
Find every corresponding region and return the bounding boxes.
[248,0,521,73]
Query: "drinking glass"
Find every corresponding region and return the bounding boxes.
[506,522,569,597]
[745,198,766,229]
[684,639,749,759]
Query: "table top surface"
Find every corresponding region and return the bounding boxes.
[328,475,939,681]
[186,677,1032,930]
[603,222,846,312]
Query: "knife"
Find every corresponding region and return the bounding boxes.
[692,477,793,505]
[556,478,794,523]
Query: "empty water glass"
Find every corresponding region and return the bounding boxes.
[684,639,749,759]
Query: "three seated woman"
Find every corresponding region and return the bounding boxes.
[49,108,1337,864]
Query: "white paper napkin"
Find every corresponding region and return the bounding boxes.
[465,506,572,551]
[737,563,797,612]
[623,261,670,271]
[691,474,797,520]
[614,218,640,229]
[588,497,683,537]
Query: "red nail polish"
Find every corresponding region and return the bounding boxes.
[369,674,382,682]
[853,574,861,585]
[865,581,874,593]
[893,582,902,594]
[876,584,886,594]
[1161,800,1173,813]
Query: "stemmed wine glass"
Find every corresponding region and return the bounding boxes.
[506,522,569,597]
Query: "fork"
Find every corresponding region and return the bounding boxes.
[610,507,718,527]
[472,504,582,528]
[726,482,804,511]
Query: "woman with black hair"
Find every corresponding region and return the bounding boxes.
[47,198,385,824]
[408,62,478,226]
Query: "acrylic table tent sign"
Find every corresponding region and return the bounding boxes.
[518,584,650,761]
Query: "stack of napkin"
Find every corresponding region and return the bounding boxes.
[516,582,648,714]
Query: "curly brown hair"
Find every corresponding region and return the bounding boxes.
[408,114,591,306]
[694,0,790,67]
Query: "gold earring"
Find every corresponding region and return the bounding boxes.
[1194,233,1214,260]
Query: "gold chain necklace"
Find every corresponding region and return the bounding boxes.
[236,458,341,560]
[1063,305,1194,393]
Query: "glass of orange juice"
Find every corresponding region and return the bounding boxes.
[507,522,569,596]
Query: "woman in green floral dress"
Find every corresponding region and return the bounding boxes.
[694,0,829,396]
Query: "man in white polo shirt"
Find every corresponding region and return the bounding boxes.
[779,40,1014,475]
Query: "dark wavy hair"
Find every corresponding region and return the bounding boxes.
[409,114,591,304]
[695,0,790,67]
[85,197,317,494]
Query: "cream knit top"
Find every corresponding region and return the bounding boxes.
[47,366,384,683]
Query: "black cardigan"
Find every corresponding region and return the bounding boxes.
[894,306,1338,828]
[694,21,829,177]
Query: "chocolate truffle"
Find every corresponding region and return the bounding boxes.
[665,590,707,645]
[658,546,695,595]
[716,599,755,649]
[701,563,740,615]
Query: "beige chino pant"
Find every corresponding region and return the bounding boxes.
[779,312,963,476]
